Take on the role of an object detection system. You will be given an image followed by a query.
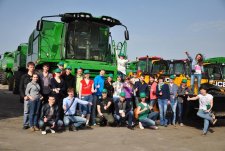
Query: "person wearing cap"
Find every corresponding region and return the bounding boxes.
[156,76,170,127]
[112,75,124,103]
[96,89,114,126]
[79,70,96,126]
[130,70,139,85]
[187,86,217,135]
[93,69,105,126]
[104,74,114,98]
[177,79,192,126]
[62,65,75,93]
[114,91,134,130]
[51,68,66,120]
[168,75,178,126]
[134,74,149,107]
[149,75,158,107]
[57,61,66,76]
[136,92,159,130]
[116,51,129,79]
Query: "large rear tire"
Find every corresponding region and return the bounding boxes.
[1,72,7,85]
[13,71,24,94]
[8,77,14,91]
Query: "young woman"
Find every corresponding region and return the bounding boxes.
[187,86,217,135]
[51,68,66,119]
[104,74,114,98]
[136,92,158,130]
[25,74,43,131]
[156,76,170,127]
[122,77,133,104]
[79,70,96,126]
[185,52,204,93]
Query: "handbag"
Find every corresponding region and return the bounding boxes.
[166,104,173,119]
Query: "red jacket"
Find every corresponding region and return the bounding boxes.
[150,82,157,100]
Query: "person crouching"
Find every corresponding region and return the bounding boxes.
[63,88,92,131]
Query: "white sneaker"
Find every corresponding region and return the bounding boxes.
[180,123,184,127]
[50,129,55,134]
[150,126,159,130]
[41,131,47,135]
[139,122,144,130]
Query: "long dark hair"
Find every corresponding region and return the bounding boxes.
[195,53,204,65]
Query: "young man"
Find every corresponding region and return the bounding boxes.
[39,95,63,135]
[39,63,53,104]
[187,86,217,135]
[62,65,75,92]
[134,74,149,107]
[104,74,114,98]
[177,79,192,126]
[114,92,134,130]
[74,67,83,97]
[19,61,35,129]
[130,70,139,85]
[168,75,178,126]
[92,69,105,125]
[96,89,114,126]
[63,88,92,131]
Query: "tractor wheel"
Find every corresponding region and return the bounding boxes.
[1,72,7,85]
[8,77,14,91]
[13,71,24,94]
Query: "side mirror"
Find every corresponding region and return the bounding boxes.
[36,20,43,31]
[124,30,129,40]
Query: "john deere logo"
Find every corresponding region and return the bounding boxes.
[214,81,225,87]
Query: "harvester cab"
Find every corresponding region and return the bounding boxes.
[28,12,129,79]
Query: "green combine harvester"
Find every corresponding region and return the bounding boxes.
[26,12,129,78]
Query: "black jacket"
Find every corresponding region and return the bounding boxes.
[19,73,33,98]
[104,81,114,98]
[114,99,133,115]
[40,103,60,123]
[62,74,75,91]
[134,81,149,97]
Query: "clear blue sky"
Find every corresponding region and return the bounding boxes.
[0,0,225,60]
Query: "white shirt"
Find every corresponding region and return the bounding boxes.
[117,58,128,75]
[198,94,213,110]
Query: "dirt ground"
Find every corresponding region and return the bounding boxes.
[0,84,225,151]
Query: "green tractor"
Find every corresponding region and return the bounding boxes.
[0,51,15,90]
[26,12,129,78]
[12,43,28,94]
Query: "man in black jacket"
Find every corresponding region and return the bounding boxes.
[19,62,35,129]
[62,65,75,93]
[114,92,134,130]
[134,74,149,107]
[39,95,63,135]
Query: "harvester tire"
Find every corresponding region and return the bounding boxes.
[1,72,7,85]
[8,77,14,91]
[13,71,23,94]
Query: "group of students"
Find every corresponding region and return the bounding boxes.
[19,51,217,136]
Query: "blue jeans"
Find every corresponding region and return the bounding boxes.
[158,99,168,125]
[177,102,184,124]
[64,115,86,128]
[92,95,100,125]
[114,111,133,126]
[139,112,159,127]
[23,100,29,126]
[191,74,202,92]
[80,95,93,115]
[150,99,156,107]
[29,99,41,127]
[197,110,213,133]
[39,120,63,131]
[113,96,120,104]
[168,98,177,124]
